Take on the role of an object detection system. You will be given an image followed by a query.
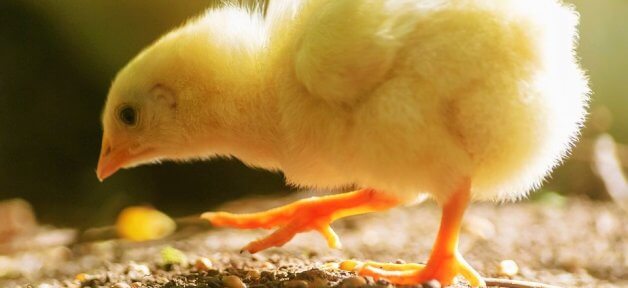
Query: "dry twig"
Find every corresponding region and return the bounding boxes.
[485,277,562,288]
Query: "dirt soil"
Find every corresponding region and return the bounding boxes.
[2,197,626,288]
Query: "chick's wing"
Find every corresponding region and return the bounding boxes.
[294,0,419,105]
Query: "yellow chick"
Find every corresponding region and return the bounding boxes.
[96,0,589,286]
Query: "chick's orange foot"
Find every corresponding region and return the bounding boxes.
[201,189,399,253]
[342,179,485,287]
[340,254,483,287]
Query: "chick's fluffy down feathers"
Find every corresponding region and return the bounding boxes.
[261,0,589,202]
[113,0,588,204]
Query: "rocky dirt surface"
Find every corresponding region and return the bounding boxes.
[1,197,626,288]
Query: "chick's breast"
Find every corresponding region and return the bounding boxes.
[274,0,589,202]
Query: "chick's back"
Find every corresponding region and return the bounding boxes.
[269,0,589,202]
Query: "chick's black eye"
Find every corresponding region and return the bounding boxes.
[119,106,137,126]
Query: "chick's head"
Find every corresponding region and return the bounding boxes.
[96,32,220,181]
[97,8,269,181]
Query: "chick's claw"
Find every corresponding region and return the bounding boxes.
[201,189,399,253]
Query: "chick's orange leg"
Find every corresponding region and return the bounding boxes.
[341,179,485,287]
[201,189,399,253]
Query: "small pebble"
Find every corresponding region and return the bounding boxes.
[269,255,281,263]
[421,280,441,288]
[230,259,244,268]
[299,269,328,282]
[340,276,367,288]
[130,283,143,288]
[223,275,246,288]
[154,276,169,284]
[111,283,131,288]
[127,263,151,281]
[245,270,261,281]
[309,277,329,288]
[498,259,519,276]
[284,280,309,288]
[595,211,617,236]
[251,254,267,262]
[47,246,73,262]
[194,257,213,271]
[62,279,80,288]
[260,261,276,269]
[206,269,220,276]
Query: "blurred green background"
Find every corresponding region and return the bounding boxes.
[0,0,626,228]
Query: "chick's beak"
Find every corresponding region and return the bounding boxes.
[96,137,131,182]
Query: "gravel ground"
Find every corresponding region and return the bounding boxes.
[2,197,626,288]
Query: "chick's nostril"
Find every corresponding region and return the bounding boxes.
[103,145,112,157]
